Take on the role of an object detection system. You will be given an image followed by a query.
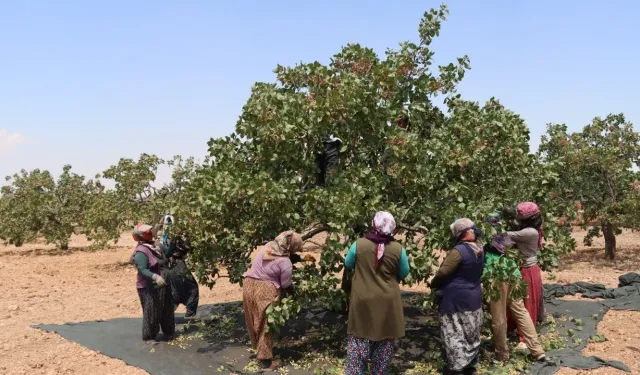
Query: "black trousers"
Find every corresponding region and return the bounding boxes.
[137,284,176,341]
[167,259,200,317]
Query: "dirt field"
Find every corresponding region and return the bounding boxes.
[0,230,639,375]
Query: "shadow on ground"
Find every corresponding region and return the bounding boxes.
[35,274,640,375]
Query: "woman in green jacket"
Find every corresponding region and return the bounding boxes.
[344,211,410,375]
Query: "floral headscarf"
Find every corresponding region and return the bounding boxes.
[264,230,303,260]
[365,211,397,269]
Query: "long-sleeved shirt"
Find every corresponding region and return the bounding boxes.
[430,249,462,289]
[344,242,410,280]
[505,228,539,267]
[134,251,168,280]
[243,251,293,289]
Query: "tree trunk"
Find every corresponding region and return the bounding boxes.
[603,223,616,260]
[60,241,69,250]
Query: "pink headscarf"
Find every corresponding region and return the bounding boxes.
[365,211,397,269]
[517,202,543,249]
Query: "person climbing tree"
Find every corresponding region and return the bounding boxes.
[315,131,343,187]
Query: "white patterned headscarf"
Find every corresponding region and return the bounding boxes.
[366,211,397,269]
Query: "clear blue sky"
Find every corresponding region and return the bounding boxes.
[1,1,638,184]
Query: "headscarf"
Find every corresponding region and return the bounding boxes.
[450,218,483,256]
[264,230,303,260]
[489,233,514,255]
[130,223,163,264]
[516,202,543,249]
[365,211,397,269]
[132,223,154,243]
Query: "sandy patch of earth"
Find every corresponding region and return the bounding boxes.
[0,229,638,374]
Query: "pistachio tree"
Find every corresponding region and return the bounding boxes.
[178,5,576,325]
[539,114,640,259]
[0,165,98,249]
[84,154,198,246]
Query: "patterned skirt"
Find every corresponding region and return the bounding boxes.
[137,284,176,341]
[440,309,483,372]
[242,278,279,360]
[345,335,395,375]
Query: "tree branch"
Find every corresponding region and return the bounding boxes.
[396,223,429,235]
[302,225,330,240]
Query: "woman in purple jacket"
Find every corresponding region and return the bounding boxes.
[130,223,175,343]
[242,230,302,371]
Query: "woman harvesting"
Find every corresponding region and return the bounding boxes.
[243,230,302,371]
[130,223,175,343]
[344,211,410,375]
[431,218,484,375]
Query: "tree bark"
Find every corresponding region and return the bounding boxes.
[603,223,616,260]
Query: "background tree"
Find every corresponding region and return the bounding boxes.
[539,114,640,260]
[83,154,199,247]
[178,5,576,325]
[0,166,97,249]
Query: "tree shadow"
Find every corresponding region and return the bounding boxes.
[0,246,92,258]
[178,294,445,373]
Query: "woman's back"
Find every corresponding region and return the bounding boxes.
[348,238,405,341]
[244,251,293,289]
[438,243,484,315]
[506,227,539,267]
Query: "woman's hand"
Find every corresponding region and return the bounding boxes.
[152,274,167,287]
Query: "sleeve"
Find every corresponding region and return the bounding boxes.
[398,248,410,280]
[134,252,156,280]
[344,242,357,270]
[506,229,529,244]
[279,259,294,289]
[161,242,174,258]
[430,249,462,289]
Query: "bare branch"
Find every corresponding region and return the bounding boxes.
[396,223,429,235]
[302,225,330,240]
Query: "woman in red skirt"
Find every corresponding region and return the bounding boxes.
[505,202,545,350]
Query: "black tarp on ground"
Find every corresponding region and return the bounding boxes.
[34,273,640,374]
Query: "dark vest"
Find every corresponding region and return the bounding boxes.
[347,238,405,341]
[437,242,484,315]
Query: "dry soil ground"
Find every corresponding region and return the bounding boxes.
[0,230,639,375]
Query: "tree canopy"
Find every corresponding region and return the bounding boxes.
[173,5,576,325]
[539,114,640,259]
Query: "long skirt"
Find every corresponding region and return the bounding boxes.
[508,264,544,341]
[137,285,176,341]
[243,278,279,360]
[440,309,483,373]
[167,259,200,317]
[345,335,395,375]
